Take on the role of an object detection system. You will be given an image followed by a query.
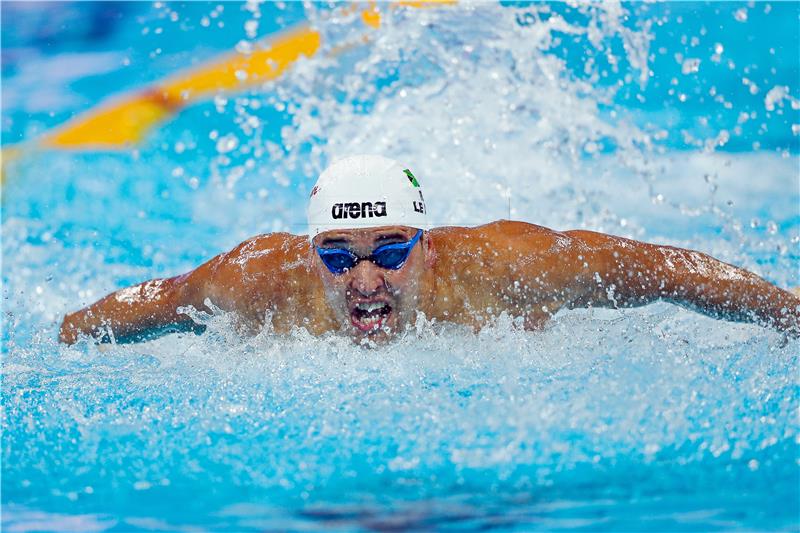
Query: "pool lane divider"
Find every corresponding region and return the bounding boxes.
[45,24,321,149]
[0,0,455,187]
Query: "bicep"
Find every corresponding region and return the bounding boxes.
[480,224,674,315]
[561,230,670,309]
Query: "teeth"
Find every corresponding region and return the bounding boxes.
[359,314,382,328]
[356,302,387,312]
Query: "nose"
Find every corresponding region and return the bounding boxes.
[348,260,387,296]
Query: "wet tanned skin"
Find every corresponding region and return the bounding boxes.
[59,221,800,345]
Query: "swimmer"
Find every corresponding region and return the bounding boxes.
[59,155,800,344]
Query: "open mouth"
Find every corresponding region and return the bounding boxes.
[350,301,392,333]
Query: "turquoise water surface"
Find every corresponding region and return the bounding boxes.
[2,2,799,531]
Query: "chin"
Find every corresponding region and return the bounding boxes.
[350,328,393,344]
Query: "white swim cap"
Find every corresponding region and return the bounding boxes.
[306,155,428,239]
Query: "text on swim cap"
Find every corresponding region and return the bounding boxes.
[331,201,388,219]
[413,190,426,214]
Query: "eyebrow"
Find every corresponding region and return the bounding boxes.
[374,233,408,243]
[319,232,410,247]
[319,237,351,247]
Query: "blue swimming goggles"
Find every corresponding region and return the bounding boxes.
[316,229,423,275]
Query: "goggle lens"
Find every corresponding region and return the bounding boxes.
[371,247,410,270]
[317,229,422,275]
[319,250,357,274]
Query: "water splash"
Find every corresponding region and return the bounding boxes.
[3,303,798,529]
[2,2,799,530]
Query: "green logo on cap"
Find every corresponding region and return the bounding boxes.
[403,168,420,187]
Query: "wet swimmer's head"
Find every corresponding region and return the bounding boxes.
[307,155,432,342]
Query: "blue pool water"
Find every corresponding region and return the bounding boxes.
[2,2,799,531]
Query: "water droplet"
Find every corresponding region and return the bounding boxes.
[133,481,152,491]
[216,134,239,154]
[244,19,259,38]
[235,40,253,54]
[681,58,700,75]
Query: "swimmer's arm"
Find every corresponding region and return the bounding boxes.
[59,234,289,344]
[564,230,800,334]
[59,271,210,345]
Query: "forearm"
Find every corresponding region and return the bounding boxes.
[569,230,799,333]
[59,276,205,344]
[655,247,799,332]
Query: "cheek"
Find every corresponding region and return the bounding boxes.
[317,267,348,296]
[385,266,421,296]
[325,277,349,296]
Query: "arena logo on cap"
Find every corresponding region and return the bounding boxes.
[331,201,388,219]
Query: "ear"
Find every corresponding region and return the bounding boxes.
[423,231,436,268]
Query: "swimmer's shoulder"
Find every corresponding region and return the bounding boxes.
[429,221,576,287]
[430,220,571,253]
[202,232,317,311]
[224,232,312,273]
[204,232,312,285]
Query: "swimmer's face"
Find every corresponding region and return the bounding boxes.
[312,226,430,342]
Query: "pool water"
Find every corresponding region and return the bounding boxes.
[2,2,799,531]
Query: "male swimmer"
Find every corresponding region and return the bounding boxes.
[60,155,800,345]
